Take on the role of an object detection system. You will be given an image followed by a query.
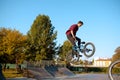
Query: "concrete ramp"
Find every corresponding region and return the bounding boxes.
[44,65,63,77]
[27,66,74,80]
[28,67,53,79]
[58,68,74,76]
[44,65,74,77]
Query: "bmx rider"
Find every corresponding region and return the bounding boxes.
[66,20,83,51]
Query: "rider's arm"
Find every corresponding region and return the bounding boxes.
[71,30,76,40]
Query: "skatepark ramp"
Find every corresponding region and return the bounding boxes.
[44,65,74,77]
[28,67,53,79]
[25,61,74,79]
[58,67,75,76]
[28,66,74,80]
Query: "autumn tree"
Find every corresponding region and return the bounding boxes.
[0,28,27,63]
[26,14,57,61]
[0,28,8,63]
[112,46,120,62]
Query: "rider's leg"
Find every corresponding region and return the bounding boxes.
[75,37,81,48]
[67,34,77,51]
[75,37,82,57]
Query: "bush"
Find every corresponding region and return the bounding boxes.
[68,66,108,73]
[111,67,120,73]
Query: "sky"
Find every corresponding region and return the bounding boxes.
[0,0,120,59]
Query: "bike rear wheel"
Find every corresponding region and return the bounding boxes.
[108,59,120,80]
[66,50,79,63]
[83,42,95,58]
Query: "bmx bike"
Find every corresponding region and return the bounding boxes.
[108,59,120,80]
[66,41,95,63]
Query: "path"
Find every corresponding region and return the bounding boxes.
[7,74,109,80]
[42,74,109,80]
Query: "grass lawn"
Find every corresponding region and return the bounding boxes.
[2,69,23,78]
[3,69,35,79]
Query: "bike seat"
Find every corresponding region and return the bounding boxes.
[81,41,85,44]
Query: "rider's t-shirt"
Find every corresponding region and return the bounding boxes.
[66,24,78,36]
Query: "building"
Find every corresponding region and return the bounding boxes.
[93,58,112,67]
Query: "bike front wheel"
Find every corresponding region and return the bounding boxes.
[108,59,120,80]
[66,50,79,63]
[83,42,95,58]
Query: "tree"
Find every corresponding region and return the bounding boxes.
[0,28,27,63]
[112,46,120,62]
[59,40,72,61]
[27,14,57,61]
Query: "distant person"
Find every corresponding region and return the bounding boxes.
[0,64,6,80]
[66,21,83,51]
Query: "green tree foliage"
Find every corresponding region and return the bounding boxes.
[59,40,72,61]
[0,28,27,63]
[27,15,57,61]
[112,46,120,62]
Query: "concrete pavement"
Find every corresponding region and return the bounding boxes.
[7,77,36,80]
[7,74,109,80]
[41,74,109,80]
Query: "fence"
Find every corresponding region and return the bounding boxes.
[23,60,66,69]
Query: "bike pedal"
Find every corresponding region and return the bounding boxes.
[81,41,85,44]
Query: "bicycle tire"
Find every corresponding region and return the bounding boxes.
[108,59,120,80]
[83,42,95,58]
[66,50,79,63]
